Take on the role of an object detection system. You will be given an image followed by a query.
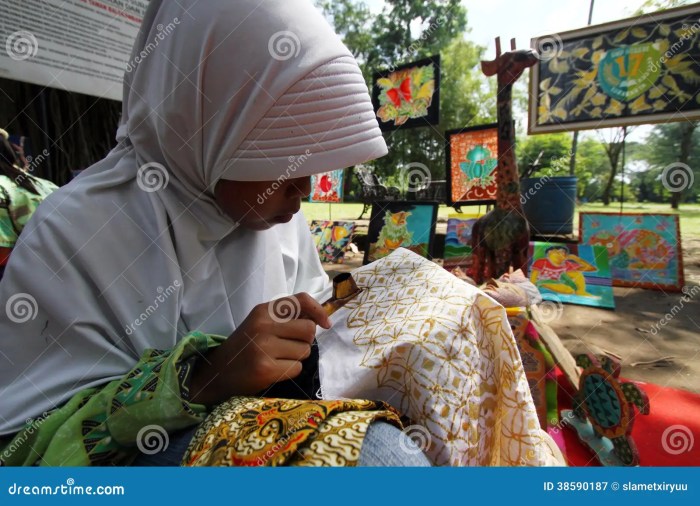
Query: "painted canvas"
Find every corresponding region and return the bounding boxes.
[309,169,344,203]
[579,213,684,291]
[372,55,440,131]
[528,242,615,309]
[443,213,480,273]
[446,125,499,205]
[364,202,438,264]
[529,4,700,133]
[309,221,356,264]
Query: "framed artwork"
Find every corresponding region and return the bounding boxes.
[579,213,684,291]
[372,55,440,131]
[529,4,700,133]
[528,242,615,309]
[445,124,499,206]
[309,221,356,264]
[364,201,438,264]
[443,213,481,273]
[309,169,344,203]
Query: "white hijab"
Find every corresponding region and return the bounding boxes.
[0,0,386,435]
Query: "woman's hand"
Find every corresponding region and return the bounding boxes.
[189,293,331,406]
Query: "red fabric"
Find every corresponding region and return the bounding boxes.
[555,369,700,466]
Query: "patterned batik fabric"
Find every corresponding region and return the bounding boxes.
[316,248,566,466]
[182,397,401,467]
[0,332,221,466]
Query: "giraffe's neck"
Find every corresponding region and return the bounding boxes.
[495,82,523,214]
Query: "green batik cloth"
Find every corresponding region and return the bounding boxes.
[0,174,58,248]
[0,331,224,466]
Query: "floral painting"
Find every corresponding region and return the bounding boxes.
[529,5,700,133]
[372,55,440,131]
[446,125,499,204]
[364,202,438,264]
[309,221,356,264]
[579,213,684,291]
[309,169,344,203]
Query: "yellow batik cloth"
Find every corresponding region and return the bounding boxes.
[316,248,566,466]
[182,397,401,467]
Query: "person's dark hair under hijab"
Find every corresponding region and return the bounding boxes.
[0,136,40,195]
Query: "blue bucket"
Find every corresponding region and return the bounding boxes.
[520,176,577,235]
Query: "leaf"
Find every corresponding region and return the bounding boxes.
[662,74,680,92]
[415,80,434,100]
[604,99,624,116]
[666,55,693,73]
[590,107,602,118]
[629,95,651,113]
[592,50,605,65]
[648,86,667,99]
[377,77,393,88]
[613,29,629,44]
[652,99,666,111]
[592,36,603,49]
[552,107,568,120]
[659,24,670,36]
[539,77,552,91]
[572,47,590,59]
[548,58,570,74]
[591,93,607,106]
[631,27,648,39]
[549,86,563,96]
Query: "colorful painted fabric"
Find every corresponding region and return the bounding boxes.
[309,220,355,263]
[183,397,401,467]
[0,174,57,248]
[0,332,221,466]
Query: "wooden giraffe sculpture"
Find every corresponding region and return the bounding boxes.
[470,38,539,284]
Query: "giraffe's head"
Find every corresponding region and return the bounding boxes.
[481,38,539,86]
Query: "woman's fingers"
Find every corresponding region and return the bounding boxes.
[272,359,303,382]
[294,292,332,329]
[270,336,312,360]
[272,318,317,343]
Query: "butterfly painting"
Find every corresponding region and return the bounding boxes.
[372,55,440,131]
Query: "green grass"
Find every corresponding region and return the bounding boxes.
[302,201,700,240]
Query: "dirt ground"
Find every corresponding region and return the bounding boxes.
[322,233,700,395]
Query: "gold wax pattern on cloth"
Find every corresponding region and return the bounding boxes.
[318,248,565,466]
[182,397,401,467]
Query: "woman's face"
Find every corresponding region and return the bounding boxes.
[214,176,312,231]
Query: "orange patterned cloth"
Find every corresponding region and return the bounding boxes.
[182,397,401,467]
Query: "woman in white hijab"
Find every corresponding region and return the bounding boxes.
[0,0,428,466]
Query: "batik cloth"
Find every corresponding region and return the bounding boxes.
[0,174,57,248]
[183,397,401,467]
[316,248,566,466]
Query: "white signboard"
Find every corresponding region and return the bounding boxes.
[0,0,148,101]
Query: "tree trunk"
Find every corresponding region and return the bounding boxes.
[602,142,622,206]
[671,121,696,209]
